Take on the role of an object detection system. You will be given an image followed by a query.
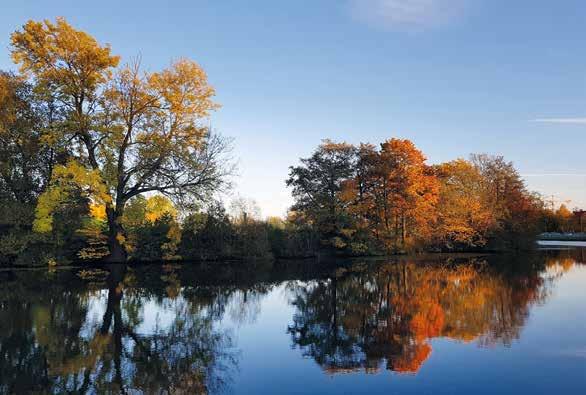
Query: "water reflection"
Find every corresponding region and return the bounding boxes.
[0,265,249,394]
[287,252,583,376]
[0,250,583,393]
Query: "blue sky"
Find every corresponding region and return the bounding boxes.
[1,0,585,216]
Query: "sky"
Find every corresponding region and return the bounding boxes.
[1,0,585,217]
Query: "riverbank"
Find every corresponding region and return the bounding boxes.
[4,238,585,270]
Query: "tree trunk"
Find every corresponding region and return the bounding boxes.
[106,207,128,263]
[107,234,127,262]
[401,214,406,247]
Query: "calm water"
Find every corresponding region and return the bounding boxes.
[1,249,585,394]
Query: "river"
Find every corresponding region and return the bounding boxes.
[0,247,585,394]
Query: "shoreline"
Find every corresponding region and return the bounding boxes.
[3,245,583,271]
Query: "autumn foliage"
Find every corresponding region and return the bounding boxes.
[3,17,231,262]
[288,254,570,376]
[288,139,545,254]
[0,18,559,265]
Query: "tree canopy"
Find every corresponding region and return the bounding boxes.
[8,18,232,261]
[287,138,546,254]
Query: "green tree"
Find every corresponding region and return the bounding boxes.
[0,72,75,264]
[286,140,357,250]
[117,195,180,261]
[179,202,235,260]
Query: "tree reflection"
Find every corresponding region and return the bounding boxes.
[287,255,578,375]
[0,265,266,394]
[0,251,582,392]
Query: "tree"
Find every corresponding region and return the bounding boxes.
[266,213,320,258]
[120,195,180,261]
[229,196,261,224]
[11,18,232,261]
[434,159,496,250]
[286,140,356,248]
[0,73,57,205]
[470,154,542,249]
[347,139,439,252]
[179,202,235,260]
[555,204,573,233]
[0,72,76,264]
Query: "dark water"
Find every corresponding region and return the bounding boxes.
[1,248,585,394]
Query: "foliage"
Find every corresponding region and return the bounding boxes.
[287,255,560,375]
[179,201,271,261]
[0,18,565,265]
[433,159,496,250]
[470,154,543,250]
[179,202,235,260]
[287,140,357,249]
[266,214,319,258]
[133,213,180,261]
[117,195,181,261]
[346,139,440,252]
[9,17,232,261]
[288,140,546,254]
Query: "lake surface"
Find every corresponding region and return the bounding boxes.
[537,240,586,248]
[1,248,585,394]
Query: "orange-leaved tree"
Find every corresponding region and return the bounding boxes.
[349,139,439,252]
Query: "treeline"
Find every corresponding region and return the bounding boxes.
[286,139,554,255]
[0,18,324,266]
[0,18,575,266]
[0,17,315,266]
[542,205,585,234]
[1,188,319,266]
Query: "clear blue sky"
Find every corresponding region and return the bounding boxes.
[2,0,585,216]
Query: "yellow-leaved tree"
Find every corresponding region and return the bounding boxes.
[12,18,232,261]
[434,159,496,249]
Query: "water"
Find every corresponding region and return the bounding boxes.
[1,249,585,394]
[537,240,586,248]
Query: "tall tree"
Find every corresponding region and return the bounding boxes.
[286,140,356,247]
[0,72,73,263]
[470,154,542,249]
[0,72,62,206]
[434,159,496,250]
[11,18,232,261]
[348,139,439,252]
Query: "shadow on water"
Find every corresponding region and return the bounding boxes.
[0,249,584,393]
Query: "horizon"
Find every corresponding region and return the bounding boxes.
[2,0,585,217]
